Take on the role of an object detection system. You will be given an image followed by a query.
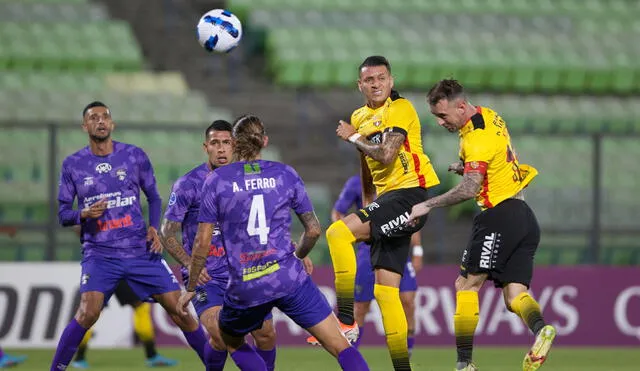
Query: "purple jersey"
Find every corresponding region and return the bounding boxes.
[198,160,313,307]
[334,175,363,213]
[57,141,162,258]
[163,163,228,280]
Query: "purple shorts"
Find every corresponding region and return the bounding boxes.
[80,254,180,304]
[219,276,331,337]
[186,274,274,322]
[354,243,418,302]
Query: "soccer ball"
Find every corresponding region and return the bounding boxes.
[196,9,243,53]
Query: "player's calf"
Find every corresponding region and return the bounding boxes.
[155,290,208,363]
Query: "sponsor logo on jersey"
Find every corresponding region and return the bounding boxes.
[95,163,112,174]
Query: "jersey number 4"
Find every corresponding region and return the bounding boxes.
[247,194,270,245]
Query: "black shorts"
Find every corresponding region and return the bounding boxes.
[113,280,141,306]
[356,187,428,275]
[460,199,540,288]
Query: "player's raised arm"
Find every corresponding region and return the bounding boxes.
[337,120,405,165]
[359,153,376,206]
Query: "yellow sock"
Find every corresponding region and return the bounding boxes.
[133,302,155,342]
[510,292,546,335]
[326,220,357,325]
[454,291,479,364]
[374,284,410,371]
[79,328,93,348]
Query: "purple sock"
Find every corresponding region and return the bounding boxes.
[337,346,369,371]
[353,326,364,349]
[204,343,227,371]
[183,327,208,364]
[408,336,415,358]
[50,319,88,371]
[230,343,267,371]
[255,347,276,371]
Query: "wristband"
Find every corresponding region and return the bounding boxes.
[348,133,362,143]
[186,287,196,293]
[412,245,424,257]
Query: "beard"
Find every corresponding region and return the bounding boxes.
[89,132,110,142]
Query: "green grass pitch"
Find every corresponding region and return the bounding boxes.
[6,346,638,370]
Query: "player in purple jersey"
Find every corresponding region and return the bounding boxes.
[0,346,26,367]
[50,102,208,371]
[308,175,424,357]
[177,115,369,371]
[160,120,277,371]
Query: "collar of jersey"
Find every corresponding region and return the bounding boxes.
[458,106,482,137]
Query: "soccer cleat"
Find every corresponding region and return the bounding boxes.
[71,359,89,369]
[454,362,479,371]
[145,354,178,367]
[523,325,556,371]
[306,320,359,346]
[0,354,27,368]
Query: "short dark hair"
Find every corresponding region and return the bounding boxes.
[205,119,233,137]
[426,79,466,106]
[233,115,265,160]
[82,101,108,117]
[358,55,391,75]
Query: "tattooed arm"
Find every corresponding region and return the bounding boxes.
[425,172,483,209]
[407,172,483,223]
[360,153,376,206]
[294,211,322,259]
[159,218,191,268]
[352,131,405,165]
[336,120,405,165]
[185,222,213,292]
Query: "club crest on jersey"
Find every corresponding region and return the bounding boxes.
[196,290,208,302]
[116,169,127,181]
[83,177,93,186]
[95,163,112,174]
[168,192,177,206]
[116,169,127,180]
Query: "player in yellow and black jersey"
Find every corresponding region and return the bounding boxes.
[317,56,439,371]
[407,79,556,371]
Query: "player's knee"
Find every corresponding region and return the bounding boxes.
[326,221,340,241]
[253,325,277,350]
[455,274,484,292]
[208,332,226,351]
[169,312,198,332]
[75,306,101,327]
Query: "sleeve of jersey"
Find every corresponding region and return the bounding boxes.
[197,174,219,224]
[289,168,314,215]
[462,133,495,175]
[383,99,416,137]
[57,162,80,226]
[333,177,357,214]
[137,149,162,229]
[163,178,192,223]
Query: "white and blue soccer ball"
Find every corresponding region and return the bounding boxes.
[196,9,243,53]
